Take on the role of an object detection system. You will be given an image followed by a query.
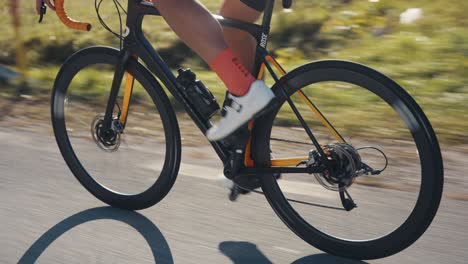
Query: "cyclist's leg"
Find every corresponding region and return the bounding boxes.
[219,0,263,73]
[153,0,259,97]
[153,0,275,141]
[152,0,225,63]
[217,1,267,195]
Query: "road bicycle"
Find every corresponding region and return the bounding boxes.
[45,0,444,259]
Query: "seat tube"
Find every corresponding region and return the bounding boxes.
[261,0,275,35]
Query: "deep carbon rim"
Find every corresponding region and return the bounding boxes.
[51,47,181,210]
[252,60,443,259]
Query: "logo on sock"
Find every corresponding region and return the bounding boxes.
[232,58,250,78]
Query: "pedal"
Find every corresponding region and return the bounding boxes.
[218,175,248,202]
[229,185,241,201]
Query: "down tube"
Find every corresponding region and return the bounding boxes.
[129,37,230,162]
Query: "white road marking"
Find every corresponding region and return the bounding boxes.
[143,162,335,200]
[272,246,302,255]
[179,163,222,180]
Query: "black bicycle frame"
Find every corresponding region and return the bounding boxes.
[103,0,327,175]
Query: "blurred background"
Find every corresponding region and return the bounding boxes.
[0,1,467,263]
[1,0,467,142]
[1,0,467,196]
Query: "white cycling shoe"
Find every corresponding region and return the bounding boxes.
[206,80,275,141]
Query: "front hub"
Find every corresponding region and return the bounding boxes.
[91,114,121,152]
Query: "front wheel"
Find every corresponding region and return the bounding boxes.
[252,60,443,259]
[51,47,181,210]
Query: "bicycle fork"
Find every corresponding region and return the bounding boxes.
[102,50,133,133]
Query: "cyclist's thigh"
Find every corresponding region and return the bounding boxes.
[220,0,264,22]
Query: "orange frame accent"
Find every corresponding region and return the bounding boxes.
[271,157,308,167]
[265,55,286,75]
[119,55,139,126]
[296,90,345,144]
[244,121,256,167]
[244,56,286,167]
[120,72,135,125]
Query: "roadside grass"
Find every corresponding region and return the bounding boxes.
[1,0,467,144]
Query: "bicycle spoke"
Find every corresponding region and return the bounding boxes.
[270,137,314,146]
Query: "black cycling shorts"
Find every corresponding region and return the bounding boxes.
[240,0,267,12]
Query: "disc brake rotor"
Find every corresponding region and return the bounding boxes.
[91,114,121,152]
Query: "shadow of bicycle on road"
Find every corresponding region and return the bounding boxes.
[292,254,368,264]
[219,241,368,264]
[17,207,368,264]
[18,206,174,264]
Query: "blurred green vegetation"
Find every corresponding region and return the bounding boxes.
[0,0,467,144]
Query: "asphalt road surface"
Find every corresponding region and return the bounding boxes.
[0,127,467,264]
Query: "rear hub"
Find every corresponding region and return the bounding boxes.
[314,143,362,191]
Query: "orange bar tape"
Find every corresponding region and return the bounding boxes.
[55,0,92,31]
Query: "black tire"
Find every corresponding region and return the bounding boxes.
[252,60,443,259]
[51,46,181,210]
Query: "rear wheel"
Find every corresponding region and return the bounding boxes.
[252,60,443,259]
[51,47,181,210]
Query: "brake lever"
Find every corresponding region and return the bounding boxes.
[38,0,47,23]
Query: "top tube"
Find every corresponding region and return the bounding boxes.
[129,0,274,41]
[133,0,280,35]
